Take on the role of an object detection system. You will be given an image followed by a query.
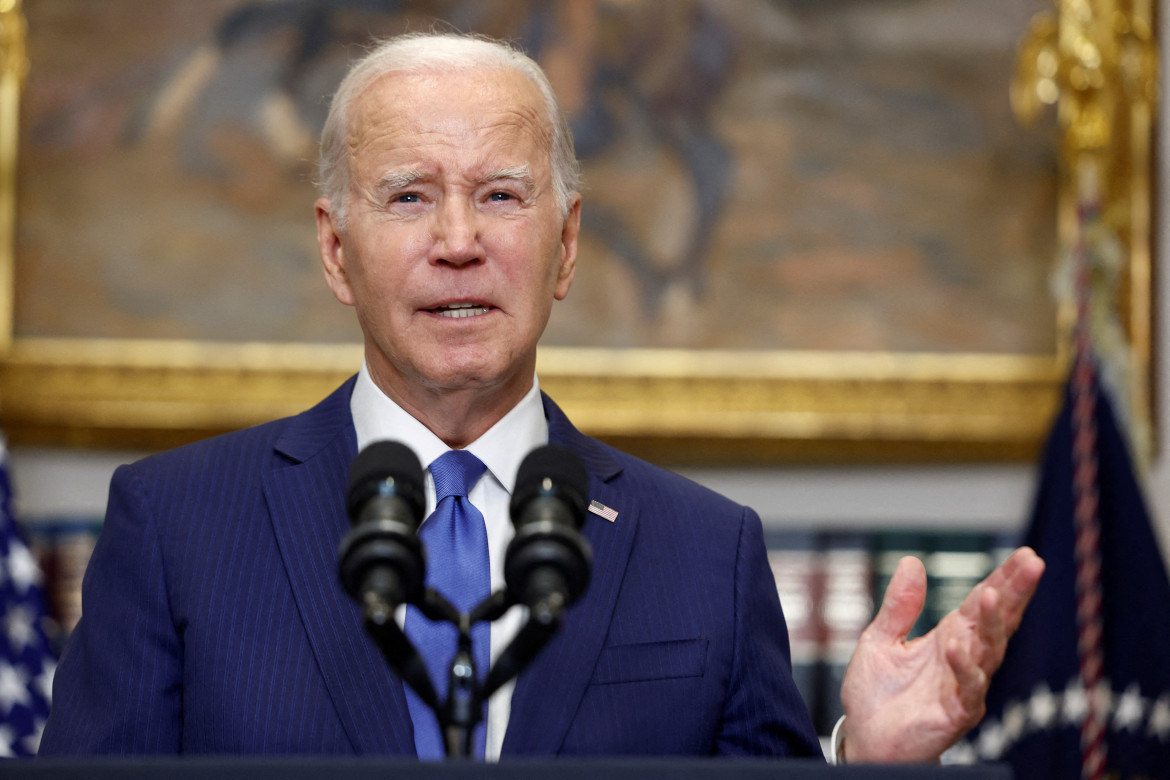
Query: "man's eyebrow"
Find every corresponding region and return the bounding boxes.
[375,169,425,190]
[483,165,535,188]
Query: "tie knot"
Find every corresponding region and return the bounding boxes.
[430,449,487,501]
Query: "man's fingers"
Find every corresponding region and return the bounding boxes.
[974,585,1006,675]
[869,555,928,642]
[998,547,1045,633]
[959,547,1045,631]
[946,637,989,726]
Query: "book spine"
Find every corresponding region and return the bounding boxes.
[25,518,101,651]
[925,531,995,630]
[766,530,825,730]
[819,532,872,734]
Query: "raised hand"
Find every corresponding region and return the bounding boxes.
[838,546,1045,763]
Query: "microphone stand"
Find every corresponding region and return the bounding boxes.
[344,441,590,759]
[359,585,568,760]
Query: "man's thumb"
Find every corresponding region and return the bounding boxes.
[869,555,928,641]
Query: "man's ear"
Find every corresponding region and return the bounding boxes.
[554,194,581,301]
[316,198,356,306]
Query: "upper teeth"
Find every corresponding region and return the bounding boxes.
[437,303,490,318]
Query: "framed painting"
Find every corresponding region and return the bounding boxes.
[0,0,1155,462]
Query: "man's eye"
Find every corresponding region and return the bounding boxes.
[488,191,514,202]
[395,193,420,203]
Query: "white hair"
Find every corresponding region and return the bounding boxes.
[316,32,582,228]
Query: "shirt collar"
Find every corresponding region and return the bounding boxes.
[350,362,548,494]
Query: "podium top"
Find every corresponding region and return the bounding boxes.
[14,757,1011,780]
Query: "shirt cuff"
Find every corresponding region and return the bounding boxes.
[828,715,847,765]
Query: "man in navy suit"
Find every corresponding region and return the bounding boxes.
[40,32,1043,761]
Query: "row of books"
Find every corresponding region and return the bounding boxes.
[765,528,1020,735]
[23,519,1019,736]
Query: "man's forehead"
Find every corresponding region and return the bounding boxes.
[351,67,550,141]
[357,128,549,185]
[346,68,554,186]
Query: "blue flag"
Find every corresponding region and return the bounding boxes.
[0,440,56,757]
[954,374,1170,778]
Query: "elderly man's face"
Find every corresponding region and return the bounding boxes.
[317,66,579,415]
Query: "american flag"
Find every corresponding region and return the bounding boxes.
[949,161,1170,778]
[951,370,1170,778]
[0,437,55,757]
[588,500,618,523]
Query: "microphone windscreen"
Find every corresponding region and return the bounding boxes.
[512,444,588,518]
[346,440,425,518]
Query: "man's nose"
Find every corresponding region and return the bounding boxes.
[429,198,482,266]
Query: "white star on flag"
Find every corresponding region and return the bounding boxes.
[1001,701,1028,743]
[977,721,1006,759]
[1113,683,1147,732]
[5,605,35,653]
[34,664,54,703]
[5,545,39,594]
[1148,695,1170,741]
[0,664,31,714]
[1029,682,1058,729]
[1063,678,1088,725]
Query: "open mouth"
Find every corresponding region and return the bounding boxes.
[430,302,493,319]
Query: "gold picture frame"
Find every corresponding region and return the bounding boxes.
[0,0,1155,463]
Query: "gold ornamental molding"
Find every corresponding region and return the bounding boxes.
[0,337,1065,462]
[0,0,25,355]
[1014,0,1158,455]
[0,1,1155,463]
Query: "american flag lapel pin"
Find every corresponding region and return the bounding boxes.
[588,500,618,523]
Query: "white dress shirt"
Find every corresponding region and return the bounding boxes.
[350,362,547,760]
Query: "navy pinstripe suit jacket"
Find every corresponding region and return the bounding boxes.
[40,378,821,758]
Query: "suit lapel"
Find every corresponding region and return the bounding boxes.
[261,385,637,756]
[502,396,638,755]
[262,379,416,755]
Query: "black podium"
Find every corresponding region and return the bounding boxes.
[11,758,1012,779]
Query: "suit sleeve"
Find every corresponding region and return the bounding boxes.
[39,464,184,754]
[715,507,823,757]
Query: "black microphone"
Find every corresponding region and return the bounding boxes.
[504,444,592,620]
[338,441,427,622]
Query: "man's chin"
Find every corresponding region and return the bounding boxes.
[418,359,527,397]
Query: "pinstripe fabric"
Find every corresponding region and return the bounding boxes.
[497,398,821,757]
[40,379,821,759]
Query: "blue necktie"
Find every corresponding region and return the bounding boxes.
[404,450,491,759]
